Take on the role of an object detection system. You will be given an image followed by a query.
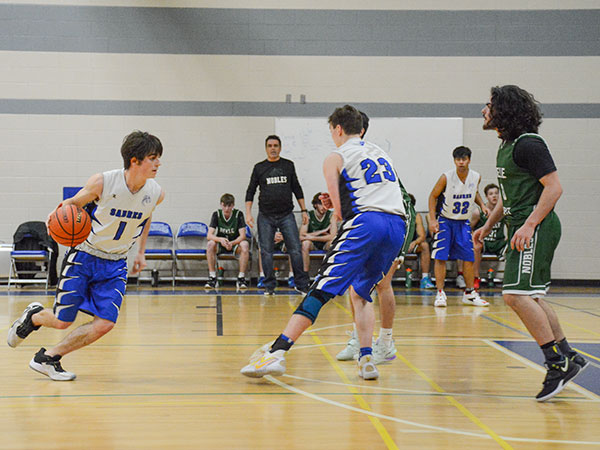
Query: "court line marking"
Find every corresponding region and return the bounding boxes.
[394,351,513,449]
[562,320,600,338]
[483,339,599,401]
[295,300,399,450]
[328,300,510,447]
[281,373,597,402]
[572,348,600,369]
[266,375,600,446]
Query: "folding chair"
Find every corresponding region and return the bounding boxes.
[8,221,58,289]
[174,222,208,284]
[138,221,175,287]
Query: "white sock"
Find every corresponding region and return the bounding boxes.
[259,272,264,277]
[422,274,428,279]
[209,271,216,278]
[352,323,357,338]
[379,327,393,345]
[289,272,294,277]
[238,272,245,278]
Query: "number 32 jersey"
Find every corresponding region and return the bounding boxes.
[334,137,406,221]
[83,168,162,256]
[439,169,480,221]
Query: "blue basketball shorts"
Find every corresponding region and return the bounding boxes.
[311,211,406,302]
[53,249,127,323]
[431,216,474,262]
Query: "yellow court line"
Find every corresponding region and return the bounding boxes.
[562,321,600,339]
[309,332,399,450]
[332,299,352,316]
[395,352,513,450]
[573,347,600,363]
[486,312,529,334]
[288,300,398,450]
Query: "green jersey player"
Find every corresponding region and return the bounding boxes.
[475,85,587,402]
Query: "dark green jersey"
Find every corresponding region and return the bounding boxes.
[209,209,246,240]
[307,209,332,233]
[476,209,506,245]
[496,133,548,225]
[398,179,417,257]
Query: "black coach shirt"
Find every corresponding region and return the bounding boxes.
[245,158,305,217]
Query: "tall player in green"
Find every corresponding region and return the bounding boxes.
[475,85,588,402]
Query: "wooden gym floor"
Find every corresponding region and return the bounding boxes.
[1,285,599,449]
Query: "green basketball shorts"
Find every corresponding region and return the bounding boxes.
[502,211,561,298]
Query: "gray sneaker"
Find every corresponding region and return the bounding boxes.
[372,338,397,364]
[7,302,44,348]
[336,331,359,361]
[29,348,76,381]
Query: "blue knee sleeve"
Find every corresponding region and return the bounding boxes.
[293,289,334,323]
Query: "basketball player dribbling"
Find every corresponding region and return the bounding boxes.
[7,131,165,381]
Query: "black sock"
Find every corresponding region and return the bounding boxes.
[541,340,564,364]
[270,334,294,352]
[557,337,575,357]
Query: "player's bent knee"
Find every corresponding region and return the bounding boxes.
[293,289,334,323]
[54,320,72,330]
[93,319,115,335]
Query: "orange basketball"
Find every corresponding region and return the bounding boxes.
[48,204,92,247]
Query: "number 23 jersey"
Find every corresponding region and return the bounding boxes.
[333,137,406,221]
[84,168,162,255]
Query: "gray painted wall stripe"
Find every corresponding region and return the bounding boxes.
[0,6,598,56]
[1,99,598,118]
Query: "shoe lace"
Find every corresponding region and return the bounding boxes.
[47,357,66,373]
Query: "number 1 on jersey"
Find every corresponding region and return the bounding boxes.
[113,221,126,240]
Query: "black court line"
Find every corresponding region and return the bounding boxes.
[195,296,223,336]
[216,295,223,336]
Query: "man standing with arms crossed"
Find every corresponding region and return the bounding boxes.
[475,85,587,401]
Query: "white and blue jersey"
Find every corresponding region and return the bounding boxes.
[438,169,480,221]
[54,169,162,323]
[432,169,480,262]
[81,169,162,257]
[311,138,406,302]
[335,138,406,221]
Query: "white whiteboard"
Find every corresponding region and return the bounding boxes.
[276,117,463,212]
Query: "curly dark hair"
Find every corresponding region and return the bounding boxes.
[488,85,542,141]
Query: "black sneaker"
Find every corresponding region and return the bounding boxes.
[7,302,44,348]
[264,287,275,296]
[294,285,309,295]
[236,277,248,290]
[569,352,590,371]
[151,269,159,287]
[536,358,580,402]
[204,276,217,289]
[29,348,76,381]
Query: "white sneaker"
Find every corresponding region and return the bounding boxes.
[7,302,44,348]
[372,338,397,364]
[358,355,379,380]
[434,290,447,307]
[241,349,286,378]
[336,331,359,361]
[456,274,466,289]
[29,348,76,381]
[462,290,489,307]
